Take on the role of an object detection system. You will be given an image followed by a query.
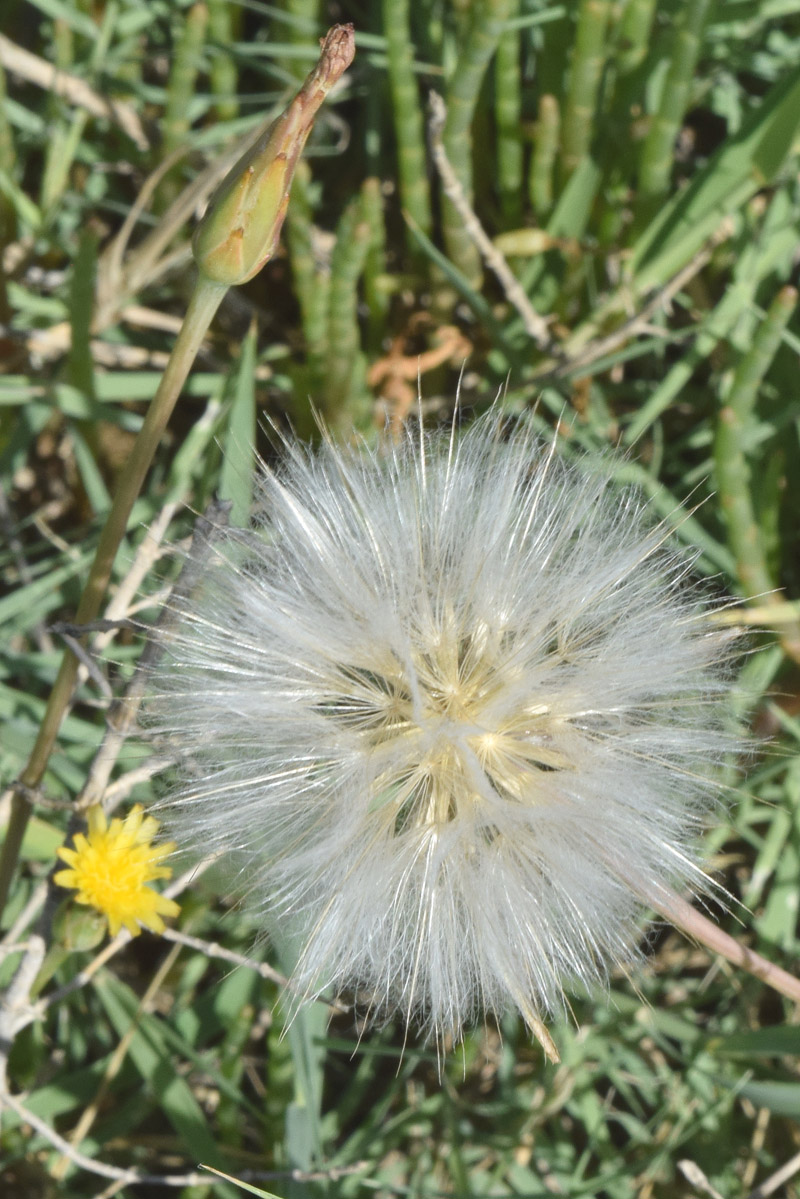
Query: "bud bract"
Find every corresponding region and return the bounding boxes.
[193,24,355,286]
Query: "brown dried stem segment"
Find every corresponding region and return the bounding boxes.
[655,888,800,1006]
[193,23,356,286]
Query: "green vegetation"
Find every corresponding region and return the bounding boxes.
[2,0,800,1195]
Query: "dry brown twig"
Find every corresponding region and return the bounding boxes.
[537,235,721,381]
[50,939,185,1180]
[427,91,554,350]
[1,1087,368,1190]
[0,32,148,150]
[746,1148,800,1199]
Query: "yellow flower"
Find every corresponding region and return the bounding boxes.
[55,805,180,937]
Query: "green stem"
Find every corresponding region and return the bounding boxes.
[323,194,373,434]
[494,0,522,226]
[442,0,512,288]
[285,162,330,434]
[383,0,432,242]
[361,175,389,351]
[559,0,612,181]
[637,0,713,201]
[208,0,240,121]
[714,285,800,662]
[0,275,226,921]
[158,2,209,210]
[528,93,559,218]
[285,0,323,81]
[616,0,657,77]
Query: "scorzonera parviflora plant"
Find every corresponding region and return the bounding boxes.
[150,413,743,1057]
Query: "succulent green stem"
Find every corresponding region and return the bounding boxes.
[208,0,240,121]
[559,0,612,181]
[441,0,512,288]
[383,0,432,241]
[495,0,522,226]
[158,2,209,210]
[529,93,559,217]
[714,285,800,663]
[323,194,373,433]
[638,0,713,201]
[616,0,657,77]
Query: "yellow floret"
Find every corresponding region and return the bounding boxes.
[55,805,180,937]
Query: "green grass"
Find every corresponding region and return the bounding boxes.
[2,0,800,1196]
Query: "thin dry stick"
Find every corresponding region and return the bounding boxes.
[95,1181,128,1199]
[0,935,45,1090]
[678,1159,726,1199]
[93,501,179,652]
[51,941,183,1180]
[0,1090,231,1188]
[427,91,553,350]
[96,146,193,315]
[102,759,173,805]
[160,926,289,987]
[747,1148,800,1199]
[0,935,44,1035]
[1,1089,367,1190]
[542,240,717,380]
[0,883,48,948]
[656,888,800,1005]
[76,499,233,813]
[0,33,148,149]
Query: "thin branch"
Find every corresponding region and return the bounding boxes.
[160,926,289,987]
[1,1089,369,1189]
[543,239,716,380]
[0,935,45,1087]
[655,889,800,1006]
[76,499,232,814]
[428,91,553,350]
[0,33,149,149]
[1,1090,230,1187]
[0,883,48,948]
[747,1148,800,1199]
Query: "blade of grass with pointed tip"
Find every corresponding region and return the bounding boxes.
[201,1165,282,1199]
[631,66,800,290]
[220,321,257,527]
[95,971,238,1190]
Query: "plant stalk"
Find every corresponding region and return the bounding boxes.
[656,888,800,1006]
[0,275,226,921]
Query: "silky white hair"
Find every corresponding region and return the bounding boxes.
[149,414,738,1046]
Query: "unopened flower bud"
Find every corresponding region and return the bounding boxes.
[52,899,107,952]
[193,23,355,286]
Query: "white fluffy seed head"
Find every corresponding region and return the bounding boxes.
[149,415,738,1045]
